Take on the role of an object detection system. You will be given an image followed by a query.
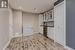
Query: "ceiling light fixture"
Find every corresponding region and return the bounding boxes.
[34,8,37,12]
[18,6,23,10]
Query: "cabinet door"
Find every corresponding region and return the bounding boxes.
[39,14,43,34]
[54,1,66,46]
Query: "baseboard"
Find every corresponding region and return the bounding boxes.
[65,46,74,50]
[3,39,11,50]
[3,37,15,50]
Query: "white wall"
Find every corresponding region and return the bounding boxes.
[0,8,9,50]
[13,10,22,36]
[23,12,39,36]
[9,8,14,38]
[13,10,39,36]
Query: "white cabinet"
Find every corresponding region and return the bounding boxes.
[54,1,66,46]
[38,14,43,34]
[38,1,66,46]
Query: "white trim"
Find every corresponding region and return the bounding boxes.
[3,34,23,50]
[3,39,11,50]
[63,0,67,47]
[3,35,20,50]
[65,46,74,50]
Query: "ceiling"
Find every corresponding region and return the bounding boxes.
[9,0,57,13]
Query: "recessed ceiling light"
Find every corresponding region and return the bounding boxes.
[34,8,37,12]
[18,6,23,10]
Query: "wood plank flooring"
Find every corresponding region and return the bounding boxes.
[6,33,68,50]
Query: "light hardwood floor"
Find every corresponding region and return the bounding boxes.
[6,33,68,50]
